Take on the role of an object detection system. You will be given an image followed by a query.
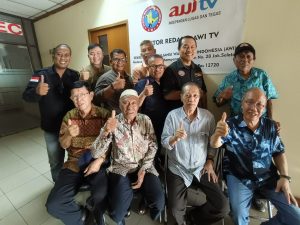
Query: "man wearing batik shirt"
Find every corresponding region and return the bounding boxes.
[91,89,165,225]
[210,88,300,225]
[46,81,110,225]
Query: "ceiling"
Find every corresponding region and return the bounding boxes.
[0,0,80,20]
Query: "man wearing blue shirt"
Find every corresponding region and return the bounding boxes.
[213,43,278,119]
[162,82,229,225]
[210,88,300,225]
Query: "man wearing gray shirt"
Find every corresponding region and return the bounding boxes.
[161,82,229,225]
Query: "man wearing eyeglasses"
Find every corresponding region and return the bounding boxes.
[213,42,279,212]
[46,80,111,225]
[94,49,134,113]
[211,88,300,225]
[23,44,79,182]
[135,54,168,166]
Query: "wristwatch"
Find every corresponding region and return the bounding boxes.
[280,174,292,183]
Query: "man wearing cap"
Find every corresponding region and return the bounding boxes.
[80,44,111,90]
[91,89,165,225]
[213,42,278,119]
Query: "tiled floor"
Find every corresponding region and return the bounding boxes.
[0,128,272,225]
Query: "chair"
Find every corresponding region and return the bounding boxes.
[163,148,226,225]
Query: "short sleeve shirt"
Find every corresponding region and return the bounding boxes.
[221,115,284,188]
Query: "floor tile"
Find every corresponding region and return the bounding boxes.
[32,159,50,174]
[0,151,29,181]
[0,211,27,225]
[0,195,16,219]
[18,190,51,225]
[6,175,53,209]
[0,167,40,193]
[40,216,64,225]
[43,171,53,182]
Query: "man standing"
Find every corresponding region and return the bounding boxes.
[23,44,79,182]
[80,44,111,90]
[135,54,168,164]
[161,82,229,225]
[46,81,110,225]
[210,88,300,225]
[91,89,165,225]
[132,40,156,85]
[213,42,278,118]
[94,49,134,113]
[160,35,207,111]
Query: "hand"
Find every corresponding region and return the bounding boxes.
[67,119,80,137]
[202,160,218,183]
[84,157,104,177]
[112,73,125,90]
[104,110,117,133]
[174,121,187,142]
[142,80,153,96]
[275,177,298,206]
[217,86,233,103]
[80,67,90,81]
[215,112,229,137]
[132,169,145,189]
[36,75,49,96]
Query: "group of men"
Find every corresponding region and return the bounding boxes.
[22,36,300,225]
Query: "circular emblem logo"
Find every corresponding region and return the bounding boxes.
[141,5,162,32]
[194,71,203,77]
[178,70,185,77]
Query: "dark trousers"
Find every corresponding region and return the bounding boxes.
[46,167,108,225]
[108,172,165,224]
[167,169,229,225]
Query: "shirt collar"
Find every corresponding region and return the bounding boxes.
[177,58,196,70]
[180,107,200,121]
[236,68,258,81]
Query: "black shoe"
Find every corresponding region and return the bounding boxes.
[138,200,147,215]
[252,198,266,212]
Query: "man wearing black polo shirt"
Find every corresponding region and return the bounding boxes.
[23,44,79,182]
[160,35,207,111]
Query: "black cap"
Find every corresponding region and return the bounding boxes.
[234,43,255,57]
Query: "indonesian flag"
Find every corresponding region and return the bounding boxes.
[30,76,40,82]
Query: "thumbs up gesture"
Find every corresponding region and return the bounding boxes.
[80,67,90,81]
[174,121,187,142]
[104,110,118,134]
[142,79,153,97]
[215,112,229,137]
[67,119,80,137]
[36,75,49,96]
[112,72,125,90]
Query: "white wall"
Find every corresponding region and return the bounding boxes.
[34,0,300,195]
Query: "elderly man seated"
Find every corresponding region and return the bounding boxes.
[91,89,165,225]
[210,88,300,225]
[46,81,111,225]
[161,82,229,225]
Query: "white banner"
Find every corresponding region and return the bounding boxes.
[128,0,247,74]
